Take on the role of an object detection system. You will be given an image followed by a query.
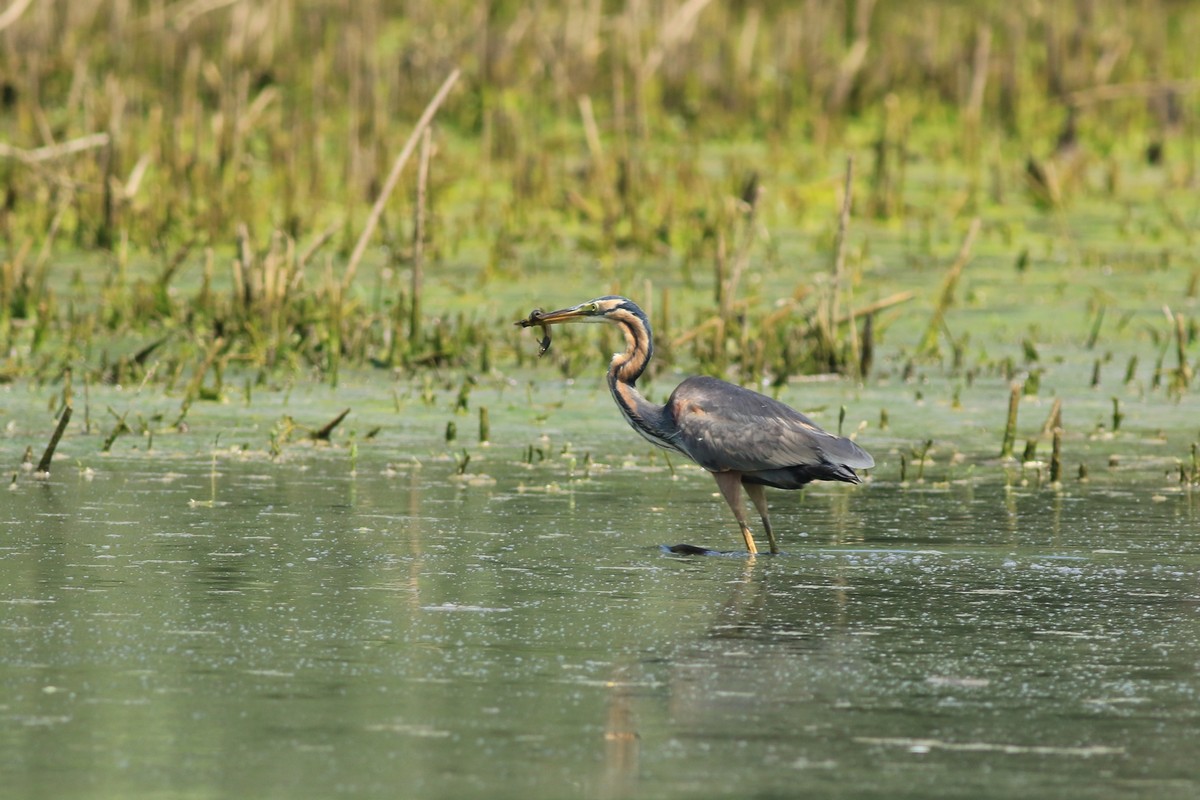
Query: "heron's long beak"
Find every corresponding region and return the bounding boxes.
[514,304,592,329]
[529,305,591,324]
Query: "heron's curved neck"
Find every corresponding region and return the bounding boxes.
[609,308,652,386]
[606,311,676,450]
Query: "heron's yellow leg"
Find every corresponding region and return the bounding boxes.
[712,471,758,554]
[743,483,778,554]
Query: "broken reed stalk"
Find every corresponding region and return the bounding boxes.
[35,405,73,474]
[1039,397,1063,436]
[1000,380,1022,458]
[312,408,350,441]
[410,125,433,346]
[915,439,932,481]
[919,216,982,354]
[102,409,130,453]
[1050,427,1063,483]
[342,68,460,294]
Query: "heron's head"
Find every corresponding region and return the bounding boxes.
[522,296,644,327]
[516,296,653,375]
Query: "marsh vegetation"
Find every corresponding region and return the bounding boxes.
[0,1,1194,388]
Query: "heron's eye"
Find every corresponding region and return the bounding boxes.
[585,302,600,313]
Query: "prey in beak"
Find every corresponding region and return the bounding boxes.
[514,300,610,356]
[514,308,553,356]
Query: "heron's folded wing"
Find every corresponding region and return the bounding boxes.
[669,381,873,473]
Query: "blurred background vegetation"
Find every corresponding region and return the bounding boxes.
[0,0,1197,392]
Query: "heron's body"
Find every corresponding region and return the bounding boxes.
[520,296,873,554]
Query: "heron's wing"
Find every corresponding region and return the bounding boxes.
[667,376,874,473]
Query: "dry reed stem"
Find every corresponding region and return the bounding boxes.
[578,95,603,162]
[919,216,982,353]
[1039,397,1064,437]
[835,290,915,324]
[342,67,460,293]
[0,0,34,32]
[641,0,714,80]
[829,0,875,111]
[122,153,152,200]
[965,26,992,120]
[1068,79,1200,107]
[670,316,722,349]
[133,0,241,33]
[0,133,110,163]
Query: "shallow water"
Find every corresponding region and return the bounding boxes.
[3,382,1199,800]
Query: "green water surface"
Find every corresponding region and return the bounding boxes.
[2,374,1199,799]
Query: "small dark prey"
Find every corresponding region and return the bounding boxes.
[515,309,552,356]
[515,296,874,555]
